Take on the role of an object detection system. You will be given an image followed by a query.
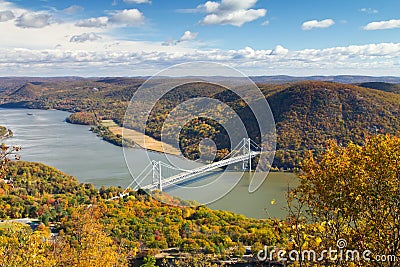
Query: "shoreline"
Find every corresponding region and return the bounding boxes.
[0,106,182,156]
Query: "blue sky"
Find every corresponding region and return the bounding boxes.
[1,0,400,76]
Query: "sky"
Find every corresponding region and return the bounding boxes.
[1,0,400,77]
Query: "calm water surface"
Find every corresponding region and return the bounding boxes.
[0,108,296,219]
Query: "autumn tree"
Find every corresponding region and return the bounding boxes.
[161,254,220,267]
[53,205,128,267]
[141,255,158,267]
[0,143,20,180]
[0,223,54,267]
[288,134,400,266]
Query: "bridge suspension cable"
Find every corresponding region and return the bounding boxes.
[108,137,262,200]
[144,138,261,192]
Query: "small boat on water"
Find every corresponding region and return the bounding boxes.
[27,113,33,116]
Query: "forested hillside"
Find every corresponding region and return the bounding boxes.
[268,81,400,168]
[1,78,399,169]
[1,135,399,266]
[0,161,286,266]
[357,82,400,94]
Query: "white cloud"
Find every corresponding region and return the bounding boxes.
[70,32,102,43]
[162,31,198,46]
[74,9,146,28]
[261,20,269,26]
[75,17,109,28]
[219,0,258,11]
[200,1,220,13]
[123,0,151,4]
[63,5,84,14]
[0,0,399,76]
[301,19,335,30]
[161,38,175,46]
[0,10,14,22]
[0,1,149,52]
[2,42,400,76]
[179,31,198,42]
[0,1,27,21]
[197,0,267,27]
[109,9,145,26]
[16,12,52,28]
[363,19,400,30]
[202,9,266,26]
[0,0,16,10]
[75,10,145,28]
[270,45,289,55]
[360,8,378,14]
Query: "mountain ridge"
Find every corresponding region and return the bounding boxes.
[0,78,399,169]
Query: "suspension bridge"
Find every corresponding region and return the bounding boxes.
[109,138,261,200]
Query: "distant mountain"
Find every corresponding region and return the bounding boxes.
[251,75,400,84]
[95,77,145,86]
[1,77,399,169]
[10,83,49,99]
[0,77,85,93]
[131,75,400,85]
[357,82,400,94]
[1,75,400,90]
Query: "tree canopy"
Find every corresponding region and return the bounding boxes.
[288,134,400,266]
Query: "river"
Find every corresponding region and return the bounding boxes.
[0,108,296,219]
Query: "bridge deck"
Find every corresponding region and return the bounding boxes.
[142,151,260,191]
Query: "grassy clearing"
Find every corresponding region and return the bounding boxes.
[100,120,118,128]
[101,120,181,155]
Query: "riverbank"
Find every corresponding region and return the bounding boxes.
[0,108,298,219]
[64,110,182,155]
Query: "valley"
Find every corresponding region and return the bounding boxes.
[1,76,399,266]
[1,77,399,170]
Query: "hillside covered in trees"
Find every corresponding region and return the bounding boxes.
[1,134,399,266]
[357,82,400,94]
[1,78,399,169]
[0,160,286,266]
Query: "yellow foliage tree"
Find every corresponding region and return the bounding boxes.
[52,205,128,267]
[0,223,54,267]
[288,134,400,266]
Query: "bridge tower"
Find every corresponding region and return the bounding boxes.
[241,138,252,172]
[152,161,163,191]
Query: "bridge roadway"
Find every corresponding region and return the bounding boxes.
[141,151,261,191]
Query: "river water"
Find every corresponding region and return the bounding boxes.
[0,108,296,219]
